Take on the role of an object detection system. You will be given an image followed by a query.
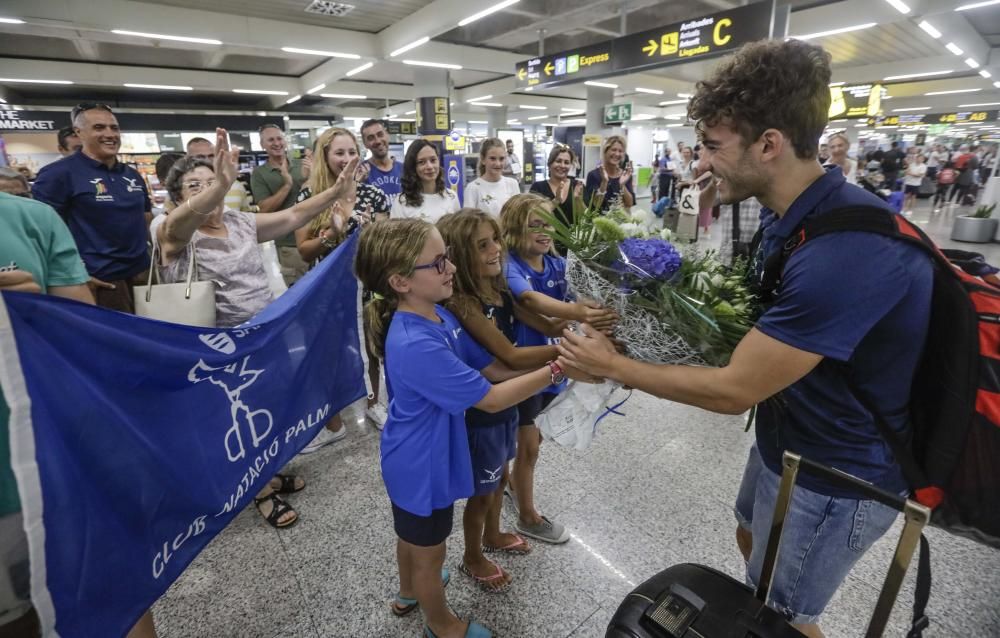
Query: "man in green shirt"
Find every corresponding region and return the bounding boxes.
[0,192,92,636]
[250,124,312,285]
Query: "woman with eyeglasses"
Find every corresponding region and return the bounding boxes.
[390,140,460,222]
[151,129,354,529]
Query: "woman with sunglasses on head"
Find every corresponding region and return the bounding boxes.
[295,127,392,434]
[390,140,460,223]
[356,218,592,638]
[151,128,355,529]
[529,145,584,253]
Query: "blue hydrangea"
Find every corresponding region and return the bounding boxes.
[614,237,682,282]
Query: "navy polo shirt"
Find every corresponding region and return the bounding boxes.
[32,151,151,281]
[753,166,933,498]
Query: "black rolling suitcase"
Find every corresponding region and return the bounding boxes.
[607,451,932,638]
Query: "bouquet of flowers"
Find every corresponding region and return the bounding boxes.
[534,196,757,450]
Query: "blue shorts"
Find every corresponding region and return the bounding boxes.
[517,392,556,426]
[391,502,454,547]
[733,444,899,625]
[467,416,518,496]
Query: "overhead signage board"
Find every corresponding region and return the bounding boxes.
[868,110,997,128]
[604,103,633,125]
[829,84,885,119]
[514,0,774,90]
[615,2,775,74]
[516,42,614,90]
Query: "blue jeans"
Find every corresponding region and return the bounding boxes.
[734,445,899,624]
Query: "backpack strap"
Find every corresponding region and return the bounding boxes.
[757,206,899,301]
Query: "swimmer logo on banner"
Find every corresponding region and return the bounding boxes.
[0,234,368,638]
[514,0,775,89]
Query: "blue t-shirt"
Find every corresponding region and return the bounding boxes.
[754,166,933,498]
[366,160,403,198]
[465,292,520,428]
[32,151,151,281]
[505,251,568,394]
[382,307,494,515]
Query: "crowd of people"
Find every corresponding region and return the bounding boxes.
[0,35,996,638]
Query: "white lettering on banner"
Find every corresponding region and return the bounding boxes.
[284,403,331,443]
[187,356,274,462]
[151,516,207,579]
[215,437,281,516]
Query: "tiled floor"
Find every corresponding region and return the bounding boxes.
[152,195,1000,638]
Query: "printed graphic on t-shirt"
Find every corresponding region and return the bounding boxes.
[91,178,114,202]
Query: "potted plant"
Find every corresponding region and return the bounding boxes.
[951,203,997,243]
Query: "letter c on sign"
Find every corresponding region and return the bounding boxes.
[714,18,732,46]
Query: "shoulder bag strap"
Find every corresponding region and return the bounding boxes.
[144,240,160,303]
[185,239,199,300]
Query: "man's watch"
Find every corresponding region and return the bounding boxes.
[547,360,566,385]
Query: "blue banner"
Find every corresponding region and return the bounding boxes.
[0,233,367,637]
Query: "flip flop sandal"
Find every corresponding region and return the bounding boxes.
[459,560,511,594]
[253,493,298,529]
[390,568,451,617]
[425,621,492,638]
[269,473,305,494]
[483,533,532,555]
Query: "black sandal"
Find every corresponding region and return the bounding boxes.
[254,492,298,529]
[270,473,305,494]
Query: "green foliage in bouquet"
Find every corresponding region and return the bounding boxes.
[656,251,756,366]
[534,196,756,367]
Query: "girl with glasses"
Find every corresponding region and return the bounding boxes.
[498,194,618,545]
[356,218,586,638]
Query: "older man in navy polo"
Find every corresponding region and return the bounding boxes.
[33,104,152,312]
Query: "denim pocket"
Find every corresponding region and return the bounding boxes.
[849,499,872,552]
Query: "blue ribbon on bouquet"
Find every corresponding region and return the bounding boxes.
[0,233,368,638]
[593,388,633,434]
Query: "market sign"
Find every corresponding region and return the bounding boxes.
[514,0,775,89]
[867,110,997,127]
[0,109,59,130]
[829,84,885,119]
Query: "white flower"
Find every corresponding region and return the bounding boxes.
[660,227,674,241]
[630,207,654,228]
[711,273,725,287]
[619,222,642,237]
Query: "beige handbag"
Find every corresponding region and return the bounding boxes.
[134,240,217,327]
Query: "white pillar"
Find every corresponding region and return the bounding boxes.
[585,84,615,173]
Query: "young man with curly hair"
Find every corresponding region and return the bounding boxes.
[557,39,934,637]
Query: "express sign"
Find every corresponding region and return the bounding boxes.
[868,110,997,127]
[514,0,775,90]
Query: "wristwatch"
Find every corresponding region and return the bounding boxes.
[319,233,337,250]
[547,360,566,384]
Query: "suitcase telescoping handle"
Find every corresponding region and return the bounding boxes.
[756,451,931,638]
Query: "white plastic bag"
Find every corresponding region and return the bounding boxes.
[258,240,288,298]
[535,380,624,450]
